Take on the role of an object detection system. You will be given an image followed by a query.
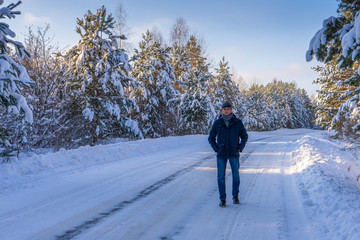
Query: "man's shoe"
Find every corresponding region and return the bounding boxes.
[219,200,226,207]
[233,196,240,204]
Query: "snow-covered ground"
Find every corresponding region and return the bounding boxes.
[0,129,359,240]
[292,134,360,240]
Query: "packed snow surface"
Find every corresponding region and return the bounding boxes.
[1,129,360,240]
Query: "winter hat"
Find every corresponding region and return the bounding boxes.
[221,102,232,108]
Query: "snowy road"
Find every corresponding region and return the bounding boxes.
[1,130,321,239]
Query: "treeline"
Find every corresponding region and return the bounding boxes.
[0,3,315,157]
[239,81,314,131]
[307,0,360,140]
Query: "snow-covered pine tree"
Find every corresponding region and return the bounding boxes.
[184,35,208,73]
[313,60,357,136]
[266,81,314,129]
[177,64,214,135]
[233,90,254,128]
[271,82,296,129]
[242,80,314,131]
[132,30,178,138]
[243,84,272,131]
[63,6,141,147]
[263,80,287,128]
[212,57,240,114]
[313,64,343,128]
[294,88,315,128]
[284,85,313,129]
[170,43,189,93]
[307,0,360,139]
[0,1,33,157]
[171,33,216,134]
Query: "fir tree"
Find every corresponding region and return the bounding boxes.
[243,84,271,131]
[212,57,240,114]
[132,30,178,138]
[0,1,33,157]
[241,80,314,131]
[307,0,360,139]
[172,33,216,132]
[184,35,208,72]
[63,6,141,147]
[312,62,354,129]
[170,43,189,92]
[177,65,214,134]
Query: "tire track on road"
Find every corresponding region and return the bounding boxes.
[56,154,214,240]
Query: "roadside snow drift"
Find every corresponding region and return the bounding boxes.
[0,135,205,192]
[292,134,360,240]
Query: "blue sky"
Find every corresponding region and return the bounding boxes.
[7,0,339,95]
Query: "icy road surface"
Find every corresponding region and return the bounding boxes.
[1,129,351,240]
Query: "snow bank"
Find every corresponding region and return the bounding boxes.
[291,134,360,240]
[0,135,207,191]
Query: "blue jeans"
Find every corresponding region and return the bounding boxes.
[217,157,240,200]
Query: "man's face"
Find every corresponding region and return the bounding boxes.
[221,107,232,116]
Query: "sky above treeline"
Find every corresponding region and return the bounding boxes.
[7,0,340,95]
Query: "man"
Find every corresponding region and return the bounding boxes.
[208,102,248,207]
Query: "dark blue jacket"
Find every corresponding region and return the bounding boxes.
[208,114,248,158]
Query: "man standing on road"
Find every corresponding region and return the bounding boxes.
[208,102,248,207]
